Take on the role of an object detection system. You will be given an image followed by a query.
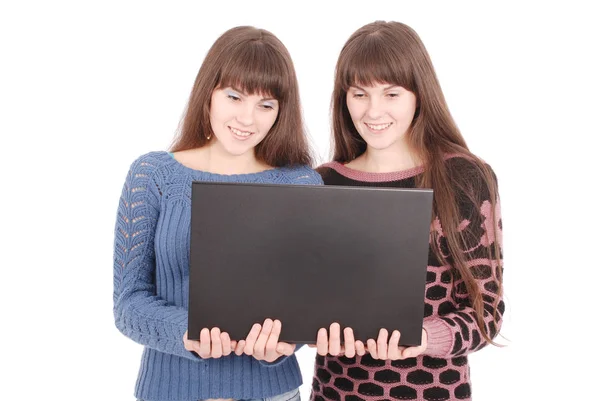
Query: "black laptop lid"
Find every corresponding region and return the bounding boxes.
[188,182,433,345]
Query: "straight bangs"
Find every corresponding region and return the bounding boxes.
[338,34,416,93]
[216,41,290,101]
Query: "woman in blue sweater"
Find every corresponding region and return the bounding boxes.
[113,26,322,401]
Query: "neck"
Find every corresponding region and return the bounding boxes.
[204,141,268,175]
[354,141,420,173]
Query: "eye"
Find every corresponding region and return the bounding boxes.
[387,93,400,98]
[226,91,241,101]
[352,92,366,98]
[260,103,275,110]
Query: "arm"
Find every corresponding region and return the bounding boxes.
[113,155,199,361]
[424,165,504,358]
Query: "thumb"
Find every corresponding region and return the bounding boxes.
[277,342,295,356]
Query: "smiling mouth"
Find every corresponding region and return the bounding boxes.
[229,126,254,139]
[365,122,393,131]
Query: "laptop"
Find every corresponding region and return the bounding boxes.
[187,182,433,346]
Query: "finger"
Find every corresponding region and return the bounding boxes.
[244,323,262,355]
[183,337,200,353]
[254,319,274,358]
[183,330,193,351]
[329,322,341,356]
[402,346,415,359]
[235,340,246,356]
[387,330,401,359]
[316,328,328,356]
[221,332,232,356]
[377,328,388,360]
[210,327,222,358]
[367,338,378,358]
[401,328,427,359]
[276,342,296,356]
[265,319,282,361]
[402,343,425,359]
[355,340,366,356]
[343,327,356,358]
[199,328,211,358]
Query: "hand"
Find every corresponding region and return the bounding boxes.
[365,328,428,360]
[398,328,428,359]
[312,323,366,358]
[183,328,237,359]
[236,318,296,363]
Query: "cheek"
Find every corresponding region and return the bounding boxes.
[346,100,362,121]
[402,95,418,120]
[258,111,278,132]
[401,103,417,122]
[209,98,225,124]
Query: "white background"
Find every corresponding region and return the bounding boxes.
[1,1,599,400]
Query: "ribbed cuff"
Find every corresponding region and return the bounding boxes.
[423,318,453,357]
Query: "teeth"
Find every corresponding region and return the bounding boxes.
[230,127,252,137]
[366,123,392,131]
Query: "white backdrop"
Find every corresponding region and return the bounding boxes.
[2,1,598,400]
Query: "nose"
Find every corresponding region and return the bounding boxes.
[366,97,384,120]
[236,103,254,127]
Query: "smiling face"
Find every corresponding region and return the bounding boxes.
[346,82,418,152]
[209,87,280,157]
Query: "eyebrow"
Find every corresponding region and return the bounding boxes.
[228,86,245,96]
[229,86,277,102]
[351,84,400,91]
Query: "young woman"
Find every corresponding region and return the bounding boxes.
[311,21,504,401]
[113,26,321,401]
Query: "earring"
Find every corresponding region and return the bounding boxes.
[206,133,212,140]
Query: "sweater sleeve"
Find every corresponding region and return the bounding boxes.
[113,154,199,361]
[424,161,504,358]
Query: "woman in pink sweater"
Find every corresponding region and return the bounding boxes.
[311,21,504,401]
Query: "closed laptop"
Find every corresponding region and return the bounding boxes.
[188,182,433,346]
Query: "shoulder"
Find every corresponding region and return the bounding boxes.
[315,162,340,181]
[278,164,323,185]
[119,152,173,209]
[129,151,172,169]
[126,151,172,177]
[445,154,497,185]
[122,151,176,192]
[444,154,499,204]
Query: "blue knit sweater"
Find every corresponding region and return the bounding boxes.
[113,151,323,401]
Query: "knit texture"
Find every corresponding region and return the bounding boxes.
[113,151,323,401]
[310,157,504,401]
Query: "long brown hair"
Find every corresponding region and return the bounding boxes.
[332,21,503,345]
[170,26,312,167]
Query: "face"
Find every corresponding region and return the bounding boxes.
[209,87,279,157]
[346,83,417,151]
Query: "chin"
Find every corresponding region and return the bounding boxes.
[221,142,257,157]
[364,139,398,151]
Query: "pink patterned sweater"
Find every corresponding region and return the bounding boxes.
[311,156,504,401]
